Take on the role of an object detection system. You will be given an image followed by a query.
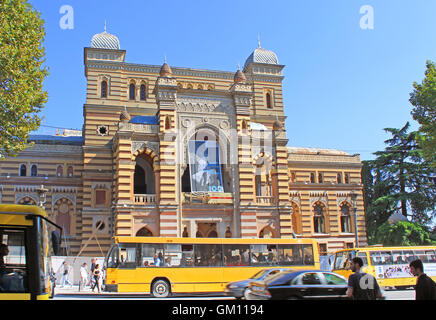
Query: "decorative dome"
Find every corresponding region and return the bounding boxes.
[244,41,278,69]
[91,25,120,50]
[159,61,172,77]
[120,108,131,122]
[234,69,246,83]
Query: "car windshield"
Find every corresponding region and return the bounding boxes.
[264,270,293,285]
[252,269,269,279]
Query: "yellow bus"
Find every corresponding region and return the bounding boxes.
[0,204,62,300]
[332,246,436,289]
[103,237,320,297]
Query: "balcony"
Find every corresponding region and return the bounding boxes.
[256,196,275,205]
[133,194,157,204]
[183,192,233,205]
[118,122,159,134]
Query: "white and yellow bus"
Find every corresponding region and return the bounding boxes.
[103,237,320,297]
[0,204,62,300]
[332,246,436,289]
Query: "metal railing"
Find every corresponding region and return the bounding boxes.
[133,194,157,204]
[255,196,275,204]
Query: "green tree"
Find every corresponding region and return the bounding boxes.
[410,61,436,168]
[0,0,48,159]
[362,161,394,244]
[365,123,435,230]
[375,221,435,246]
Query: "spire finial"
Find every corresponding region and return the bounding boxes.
[104,20,107,32]
[164,54,167,64]
[238,62,241,70]
[258,33,261,48]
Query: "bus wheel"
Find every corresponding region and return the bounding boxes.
[152,279,171,298]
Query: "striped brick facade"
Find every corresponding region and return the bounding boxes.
[0,31,367,256]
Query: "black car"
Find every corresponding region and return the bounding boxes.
[247,270,350,300]
[225,268,289,299]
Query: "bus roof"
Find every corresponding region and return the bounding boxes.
[0,204,48,218]
[335,245,436,253]
[113,236,317,245]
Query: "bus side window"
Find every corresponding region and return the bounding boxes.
[119,245,138,268]
[357,252,368,266]
[425,250,436,263]
[141,244,164,267]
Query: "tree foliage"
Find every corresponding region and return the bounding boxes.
[363,123,435,244]
[375,221,435,246]
[0,0,48,159]
[410,61,436,168]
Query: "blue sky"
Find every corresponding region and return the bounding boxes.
[29,0,436,161]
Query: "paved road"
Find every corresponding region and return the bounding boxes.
[53,286,415,300]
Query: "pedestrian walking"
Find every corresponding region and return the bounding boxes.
[409,259,436,300]
[92,264,101,293]
[79,262,88,291]
[61,261,73,287]
[346,257,384,300]
[89,258,96,287]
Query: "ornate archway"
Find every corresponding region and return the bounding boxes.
[17,196,37,205]
[136,226,153,237]
[259,226,275,238]
[53,198,74,235]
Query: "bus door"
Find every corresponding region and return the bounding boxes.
[333,250,356,278]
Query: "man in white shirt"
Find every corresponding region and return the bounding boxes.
[79,263,88,291]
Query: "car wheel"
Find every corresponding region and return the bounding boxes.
[152,279,171,298]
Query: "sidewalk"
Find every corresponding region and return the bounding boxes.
[54,284,149,297]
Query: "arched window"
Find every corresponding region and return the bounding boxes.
[30,164,37,177]
[136,227,153,237]
[241,120,247,132]
[310,172,315,183]
[266,92,272,108]
[67,166,74,177]
[259,226,274,238]
[344,173,350,184]
[318,172,323,183]
[291,203,302,235]
[337,173,343,184]
[129,83,136,100]
[290,172,296,183]
[313,204,325,233]
[101,80,108,98]
[20,164,27,177]
[134,155,155,195]
[140,84,146,101]
[165,116,171,130]
[340,204,351,233]
[182,226,189,238]
[56,165,63,177]
[225,227,232,238]
[208,230,218,238]
[196,230,203,238]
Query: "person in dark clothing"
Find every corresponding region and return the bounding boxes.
[347,257,384,300]
[409,259,436,300]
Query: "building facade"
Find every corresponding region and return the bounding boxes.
[0,29,367,256]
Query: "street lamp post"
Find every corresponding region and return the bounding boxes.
[36,185,49,208]
[350,190,359,248]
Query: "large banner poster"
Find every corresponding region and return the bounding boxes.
[188,140,224,192]
[375,263,436,279]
